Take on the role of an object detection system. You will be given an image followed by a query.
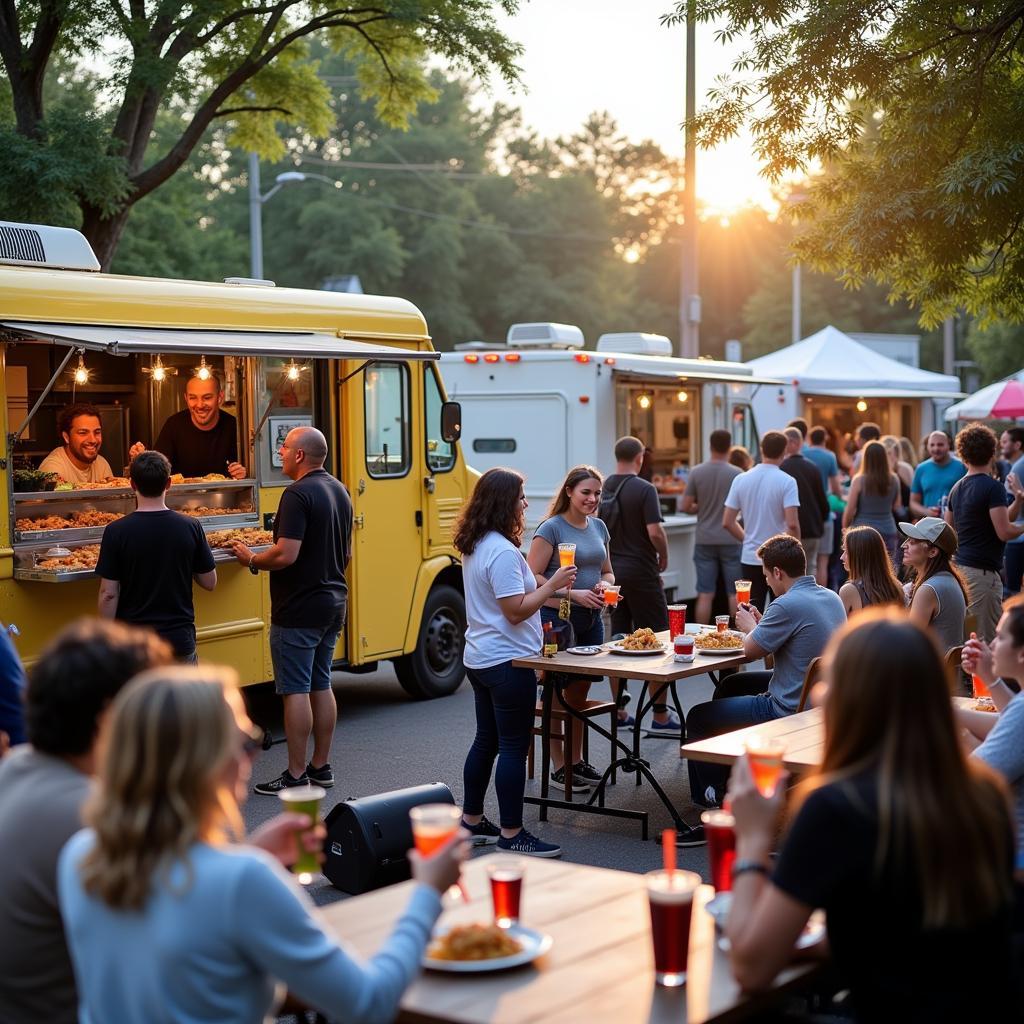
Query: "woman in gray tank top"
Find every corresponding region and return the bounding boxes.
[844,441,901,562]
[900,518,969,654]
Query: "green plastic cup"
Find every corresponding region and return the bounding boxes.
[278,785,326,883]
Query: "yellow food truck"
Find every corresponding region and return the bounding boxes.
[0,221,472,698]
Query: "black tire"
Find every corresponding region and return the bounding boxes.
[393,584,466,699]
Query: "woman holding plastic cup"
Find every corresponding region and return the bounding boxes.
[527,465,614,790]
[723,611,1017,1019]
[58,666,468,1022]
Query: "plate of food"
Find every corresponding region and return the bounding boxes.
[606,628,666,655]
[707,893,825,951]
[693,630,745,656]
[423,923,552,973]
[974,696,997,712]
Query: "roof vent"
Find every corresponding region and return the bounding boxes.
[506,322,583,349]
[596,332,673,356]
[223,277,276,287]
[0,221,100,272]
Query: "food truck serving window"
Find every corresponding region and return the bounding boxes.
[257,357,316,487]
[365,362,411,478]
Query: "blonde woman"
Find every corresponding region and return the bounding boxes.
[58,667,466,1024]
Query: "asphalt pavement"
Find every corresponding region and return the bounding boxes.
[241,663,720,908]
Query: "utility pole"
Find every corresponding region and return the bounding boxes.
[942,315,955,376]
[249,153,264,280]
[791,263,802,344]
[678,0,700,358]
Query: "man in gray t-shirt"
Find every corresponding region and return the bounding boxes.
[684,534,846,808]
[682,429,742,626]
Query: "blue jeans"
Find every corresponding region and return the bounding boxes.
[1007,543,1024,596]
[685,671,782,804]
[270,614,343,695]
[463,661,536,830]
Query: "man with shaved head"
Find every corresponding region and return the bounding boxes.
[232,426,353,793]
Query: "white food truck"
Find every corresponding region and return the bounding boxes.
[439,324,781,602]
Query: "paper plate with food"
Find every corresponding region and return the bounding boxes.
[606,628,666,655]
[423,922,552,973]
[693,630,745,656]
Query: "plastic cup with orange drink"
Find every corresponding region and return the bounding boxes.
[745,736,786,798]
[409,803,467,901]
[734,580,752,606]
[557,543,576,568]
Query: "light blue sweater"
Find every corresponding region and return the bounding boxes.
[58,830,441,1024]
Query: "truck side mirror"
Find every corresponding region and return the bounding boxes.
[440,401,462,443]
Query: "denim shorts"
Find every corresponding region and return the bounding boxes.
[539,605,604,647]
[270,614,343,696]
[693,543,744,595]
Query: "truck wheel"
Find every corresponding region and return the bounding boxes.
[393,584,466,699]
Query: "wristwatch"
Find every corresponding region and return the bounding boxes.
[731,859,770,881]
[248,555,259,576]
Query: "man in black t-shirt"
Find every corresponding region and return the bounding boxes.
[130,372,247,479]
[231,426,353,794]
[96,451,217,661]
[780,427,829,572]
[600,436,681,739]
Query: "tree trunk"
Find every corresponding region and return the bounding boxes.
[79,203,133,272]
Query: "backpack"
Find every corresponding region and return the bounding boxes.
[598,475,634,538]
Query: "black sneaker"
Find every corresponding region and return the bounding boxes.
[462,815,501,846]
[496,829,562,858]
[573,760,604,784]
[674,824,706,848]
[305,762,334,788]
[253,769,309,795]
[551,765,591,793]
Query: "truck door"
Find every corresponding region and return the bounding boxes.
[422,363,466,555]
[343,360,422,660]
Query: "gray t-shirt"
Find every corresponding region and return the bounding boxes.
[918,571,967,654]
[0,746,91,1024]
[534,514,610,592]
[686,460,742,545]
[974,691,1024,869]
[750,576,847,715]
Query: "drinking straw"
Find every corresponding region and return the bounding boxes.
[662,828,676,878]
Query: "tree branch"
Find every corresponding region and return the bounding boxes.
[213,104,293,117]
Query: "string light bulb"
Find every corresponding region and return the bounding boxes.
[72,353,90,386]
[637,393,652,410]
[195,355,212,381]
[676,390,688,403]
[856,398,868,413]
[142,355,177,384]
[283,360,306,382]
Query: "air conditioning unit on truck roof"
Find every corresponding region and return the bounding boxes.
[596,332,673,356]
[505,322,584,349]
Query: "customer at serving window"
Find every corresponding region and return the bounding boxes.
[838,525,906,616]
[527,466,613,790]
[39,404,114,484]
[723,612,1018,1020]
[130,371,246,479]
[900,517,968,654]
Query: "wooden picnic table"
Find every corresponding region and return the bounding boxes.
[319,855,823,1024]
[513,629,756,840]
[680,696,978,774]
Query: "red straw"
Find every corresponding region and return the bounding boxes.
[662,828,676,878]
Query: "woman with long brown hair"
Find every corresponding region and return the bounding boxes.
[900,516,969,654]
[843,439,901,563]
[838,525,905,615]
[58,667,467,1024]
[526,465,613,789]
[724,611,1017,1019]
[453,467,574,857]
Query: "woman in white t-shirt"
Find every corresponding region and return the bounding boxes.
[454,468,576,858]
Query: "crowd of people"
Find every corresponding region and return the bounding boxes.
[2,414,1024,1022]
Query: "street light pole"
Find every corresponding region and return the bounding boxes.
[791,263,801,345]
[249,153,264,280]
[678,0,700,358]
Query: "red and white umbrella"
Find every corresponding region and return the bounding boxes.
[945,370,1024,421]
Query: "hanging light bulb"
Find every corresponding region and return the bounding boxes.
[72,353,90,386]
[283,360,305,382]
[195,355,212,381]
[142,355,177,384]
[856,398,868,413]
[676,390,688,403]
[637,393,652,410]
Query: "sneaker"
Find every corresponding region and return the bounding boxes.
[305,762,334,788]
[645,713,683,738]
[253,769,309,795]
[462,815,501,846]
[573,760,604,784]
[674,824,707,848]
[496,829,562,858]
[617,713,636,729]
[551,765,591,793]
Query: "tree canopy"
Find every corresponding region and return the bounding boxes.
[0,1,522,267]
[667,2,1024,328]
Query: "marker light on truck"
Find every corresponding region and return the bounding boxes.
[504,353,521,362]
[464,354,479,363]
[484,353,500,363]
[604,357,616,365]
[574,353,590,363]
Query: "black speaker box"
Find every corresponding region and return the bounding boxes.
[323,782,454,894]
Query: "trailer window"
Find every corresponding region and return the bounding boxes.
[472,439,517,453]
[424,365,456,473]
[365,362,410,478]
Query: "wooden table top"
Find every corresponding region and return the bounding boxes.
[319,856,820,1024]
[680,696,979,773]
[513,629,754,683]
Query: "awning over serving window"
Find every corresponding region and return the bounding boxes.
[1,322,439,361]
[611,366,783,386]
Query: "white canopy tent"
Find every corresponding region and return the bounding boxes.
[747,325,963,434]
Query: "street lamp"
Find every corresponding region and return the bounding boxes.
[247,158,342,279]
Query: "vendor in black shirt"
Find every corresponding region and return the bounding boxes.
[722,612,1018,1022]
[130,372,247,479]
